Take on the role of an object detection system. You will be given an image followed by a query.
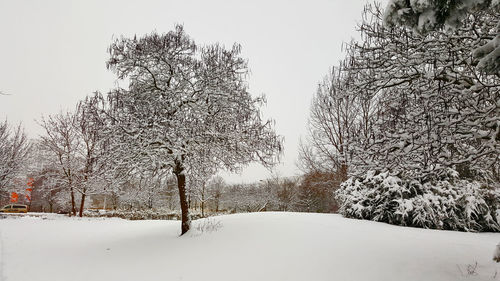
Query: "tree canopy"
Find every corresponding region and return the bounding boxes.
[105,25,283,234]
[384,0,500,74]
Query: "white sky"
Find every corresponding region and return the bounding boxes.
[0,0,379,183]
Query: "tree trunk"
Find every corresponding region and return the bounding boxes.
[339,164,348,182]
[201,183,206,217]
[201,200,205,217]
[28,191,33,210]
[79,190,86,217]
[174,161,190,235]
[66,167,77,216]
[70,186,76,217]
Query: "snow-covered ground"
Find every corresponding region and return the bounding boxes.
[0,212,499,281]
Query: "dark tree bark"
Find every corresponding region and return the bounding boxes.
[70,179,76,216]
[78,189,86,217]
[174,160,190,235]
[201,196,205,217]
[70,191,76,216]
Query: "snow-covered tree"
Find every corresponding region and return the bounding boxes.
[221,182,276,213]
[188,171,214,217]
[325,3,500,232]
[347,4,499,182]
[24,142,67,212]
[0,120,31,199]
[74,93,112,216]
[39,111,81,216]
[105,25,282,234]
[298,65,377,178]
[207,176,225,213]
[384,0,500,74]
[116,170,168,210]
[299,68,355,176]
[38,94,114,216]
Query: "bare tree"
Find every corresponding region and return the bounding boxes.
[105,25,282,235]
[24,141,67,212]
[207,176,225,213]
[191,178,210,217]
[296,171,340,213]
[275,177,298,212]
[39,112,81,216]
[0,120,31,199]
[299,64,377,180]
[74,93,111,217]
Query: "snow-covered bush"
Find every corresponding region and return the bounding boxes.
[83,209,203,221]
[193,217,223,234]
[336,170,500,232]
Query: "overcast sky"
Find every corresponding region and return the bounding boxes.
[0,0,380,183]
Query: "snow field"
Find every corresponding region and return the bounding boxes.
[0,212,499,281]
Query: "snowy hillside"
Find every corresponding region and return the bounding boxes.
[1,212,499,281]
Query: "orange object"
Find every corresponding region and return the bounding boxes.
[25,178,34,202]
[10,192,19,203]
[25,187,33,202]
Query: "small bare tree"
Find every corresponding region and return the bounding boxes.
[24,142,67,212]
[299,65,376,179]
[207,176,225,213]
[74,93,111,217]
[39,112,81,216]
[275,177,298,212]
